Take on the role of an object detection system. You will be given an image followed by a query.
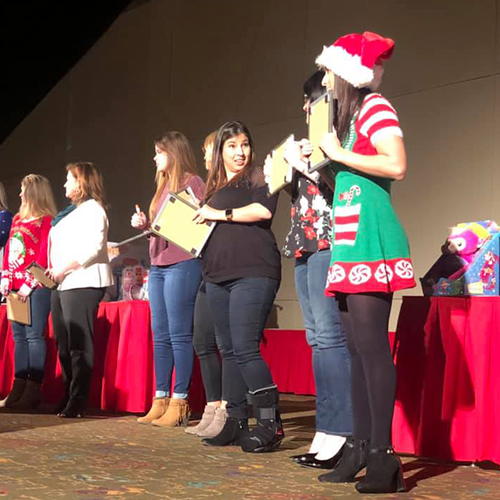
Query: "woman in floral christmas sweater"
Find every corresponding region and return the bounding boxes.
[0,174,57,410]
[280,71,352,470]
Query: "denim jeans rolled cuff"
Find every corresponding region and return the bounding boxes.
[10,286,51,383]
[294,250,353,435]
[149,259,202,396]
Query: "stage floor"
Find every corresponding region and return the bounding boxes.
[0,394,498,500]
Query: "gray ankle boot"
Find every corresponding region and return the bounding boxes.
[197,407,228,438]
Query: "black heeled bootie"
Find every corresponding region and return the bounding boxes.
[202,417,249,447]
[355,446,406,494]
[239,389,284,453]
[318,438,368,483]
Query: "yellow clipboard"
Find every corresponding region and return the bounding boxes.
[150,193,215,257]
[6,292,32,326]
[267,134,294,195]
[308,91,334,173]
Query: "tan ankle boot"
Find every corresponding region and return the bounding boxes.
[10,380,42,410]
[152,398,190,427]
[185,404,216,435]
[137,397,169,424]
[197,407,228,438]
[0,379,27,408]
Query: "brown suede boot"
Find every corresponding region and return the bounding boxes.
[137,397,169,424]
[0,379,27,408]
[9,380,42,410]
[185,404,216,435]
[152,398,190,427]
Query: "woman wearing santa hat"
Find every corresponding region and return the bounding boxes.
[314,32,415,494]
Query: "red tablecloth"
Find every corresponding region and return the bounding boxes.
[393,296,500,464]
[0,302,315,414]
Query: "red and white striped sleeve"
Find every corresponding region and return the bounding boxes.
[358,94,403,146]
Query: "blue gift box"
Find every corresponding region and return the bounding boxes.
[435,233,500,296]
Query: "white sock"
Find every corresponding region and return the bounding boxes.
[315,434,346,460]
[308,431,327,455]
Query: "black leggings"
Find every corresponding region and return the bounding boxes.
[193,283,224,402]
[337,292,395,447]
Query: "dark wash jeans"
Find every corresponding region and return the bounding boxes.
[295,250,352,436]
[148,259,202,398]
[11,286,51,383]
[206,276,280,419]
[193,283,224,402]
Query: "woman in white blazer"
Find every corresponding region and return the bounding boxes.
[47,162,113,418]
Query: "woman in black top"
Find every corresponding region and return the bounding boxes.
[194,120,282,453]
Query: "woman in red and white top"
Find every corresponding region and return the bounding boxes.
[0,174,57,410]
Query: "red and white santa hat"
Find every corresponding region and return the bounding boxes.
[316,31,395,90]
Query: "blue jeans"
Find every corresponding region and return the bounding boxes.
[295,250,352,435]
[206,277,279,419]
[10,286,52,383]
[148,259,202,398]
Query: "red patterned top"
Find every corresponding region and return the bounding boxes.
[1,215,52,295]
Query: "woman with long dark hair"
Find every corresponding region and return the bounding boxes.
[132,131,204,427]
[314,32,415,493]
[275,71,352,469]
[194,120,283,453]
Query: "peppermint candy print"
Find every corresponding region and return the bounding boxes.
[349,264,372,285]
[395,260,414,279]
[328,264,346,284]
[375,263,393,284]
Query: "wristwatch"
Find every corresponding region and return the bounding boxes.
[225,209,233,221]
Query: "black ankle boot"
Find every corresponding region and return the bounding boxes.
[58,398,85,418]
[318,438,368,483]
[202,417,249,447]
[239,389,284,453]
[355,446,406,494]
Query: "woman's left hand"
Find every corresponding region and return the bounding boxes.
[320,130,343,162]
[193,205,224,224]
[46,267,66,284]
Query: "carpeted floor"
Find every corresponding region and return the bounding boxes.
[0,395,498,499]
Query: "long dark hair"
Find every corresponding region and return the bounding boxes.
[333,74,371,143]
[204,120,255,203]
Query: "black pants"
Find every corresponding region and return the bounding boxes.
[337,292,395,448]
[206,277,279,419]
[51,287,105,404]
[193,283,224,402]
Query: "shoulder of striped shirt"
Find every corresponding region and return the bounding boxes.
[357,94,403,144]
[359,93,397,121]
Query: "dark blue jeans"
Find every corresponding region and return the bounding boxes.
[10,286,51,383]
[295,250,352,436]
[206,276,279,419]
[148,259,202,398]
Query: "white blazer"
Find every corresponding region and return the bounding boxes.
[49,199,113,291]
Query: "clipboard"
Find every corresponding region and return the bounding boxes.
[308,91,334,173]
[150,193,215,257]
[6,292,31,326]
[267,134,294,195]
[26,261,58,290]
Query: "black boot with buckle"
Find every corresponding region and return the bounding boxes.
[239,388,284,453]
[202,417,249,447]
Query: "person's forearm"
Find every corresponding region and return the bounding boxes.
[212,203,273,223]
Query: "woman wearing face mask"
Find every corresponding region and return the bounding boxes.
[313,32,415,494]
[270,71,352,469]
[132,131,204,427]
[0,175,56,410]
[185,130,229,439]
[193,120,282,453]
[48,163,113,418]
